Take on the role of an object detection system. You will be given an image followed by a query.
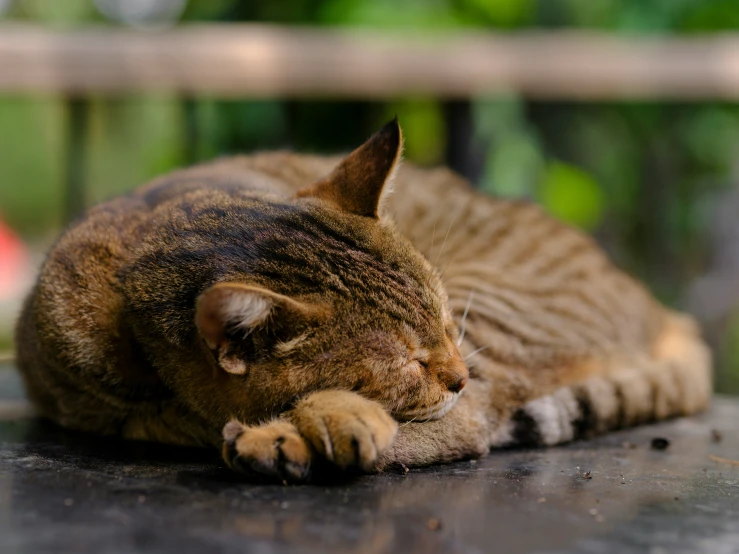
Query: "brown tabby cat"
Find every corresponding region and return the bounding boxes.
[15,119,711,482]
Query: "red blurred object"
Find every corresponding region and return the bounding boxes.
[0,218,29,300]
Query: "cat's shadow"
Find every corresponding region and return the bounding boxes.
[10,417,369,487]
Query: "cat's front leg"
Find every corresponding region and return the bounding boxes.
[222,419,312,483]
[376,378,495,470]
[222,390,398,482]
[289,390,398,472]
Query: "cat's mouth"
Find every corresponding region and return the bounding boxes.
[394,393,459,422]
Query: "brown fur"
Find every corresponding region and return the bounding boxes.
[15,120,711,481]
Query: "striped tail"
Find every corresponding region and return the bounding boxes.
[491,312,712,448]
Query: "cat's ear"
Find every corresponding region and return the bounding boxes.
[195,283,324,375]
[296,117,403,218]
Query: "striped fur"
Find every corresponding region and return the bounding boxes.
[492,313,712,448]
[15,121,712,479]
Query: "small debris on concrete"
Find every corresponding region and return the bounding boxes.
[588,508,605,522]
[427,518,442,531]
[709,454,739,467]
[651,438,670,451]
[711,430,723,443]
[537,497,547,503]
[64,498,74,507]
[621,441,637,450]
[576,468,592,480]
[400,463,410,474]
[138,495,146,504]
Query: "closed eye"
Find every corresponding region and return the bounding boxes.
[411,347,430,369]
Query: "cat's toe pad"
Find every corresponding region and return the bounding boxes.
[222,420,311,482]
[292,390,398,472]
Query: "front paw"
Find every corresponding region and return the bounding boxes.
[290,390,398,472]
[222,420,311,483]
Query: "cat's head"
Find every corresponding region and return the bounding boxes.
[195,119,468,422]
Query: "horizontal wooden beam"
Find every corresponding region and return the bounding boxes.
[1,24,739,99]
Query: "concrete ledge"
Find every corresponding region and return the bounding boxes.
[0,365,737,553]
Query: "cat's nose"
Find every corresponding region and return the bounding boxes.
[438,361,469,393]
[435,341,469,393]
[446,373,468,393]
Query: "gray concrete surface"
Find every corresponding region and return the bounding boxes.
[0,365,737,554]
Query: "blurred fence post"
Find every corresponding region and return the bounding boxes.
[182,98,199,164]
[64,98,89,223]
[443,100,485,184]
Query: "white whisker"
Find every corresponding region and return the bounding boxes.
[439,259,454,278]
[401,415,418,427]
[396,395,457,422]
[457,290,475,347]
[429,220,438,254]
[465,345,490,362]
[435,214,457,266]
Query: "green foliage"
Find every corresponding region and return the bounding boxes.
[679,0,739,32]
[21,0,94,24]
[186,100,286,160]
[0,97,65,236]
[459,0,535,27]
[86,97,185,204]
[678,107,739,171]
[382,100,445,164]
[475,98,543,198]
[320,0,462,28]
[182,0,235,21]
[550,0,620,28]
[538,161,604,231]
[484,134,543,198]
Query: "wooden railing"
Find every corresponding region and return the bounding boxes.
[1,24,739,99]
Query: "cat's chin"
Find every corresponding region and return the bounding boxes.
[394,394,460,422]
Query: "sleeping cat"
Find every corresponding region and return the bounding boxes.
[15,119,711,482]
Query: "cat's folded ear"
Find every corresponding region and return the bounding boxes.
[296,117,403,218]
[195,283,326,375]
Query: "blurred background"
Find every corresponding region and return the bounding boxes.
[0,0,738,394]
